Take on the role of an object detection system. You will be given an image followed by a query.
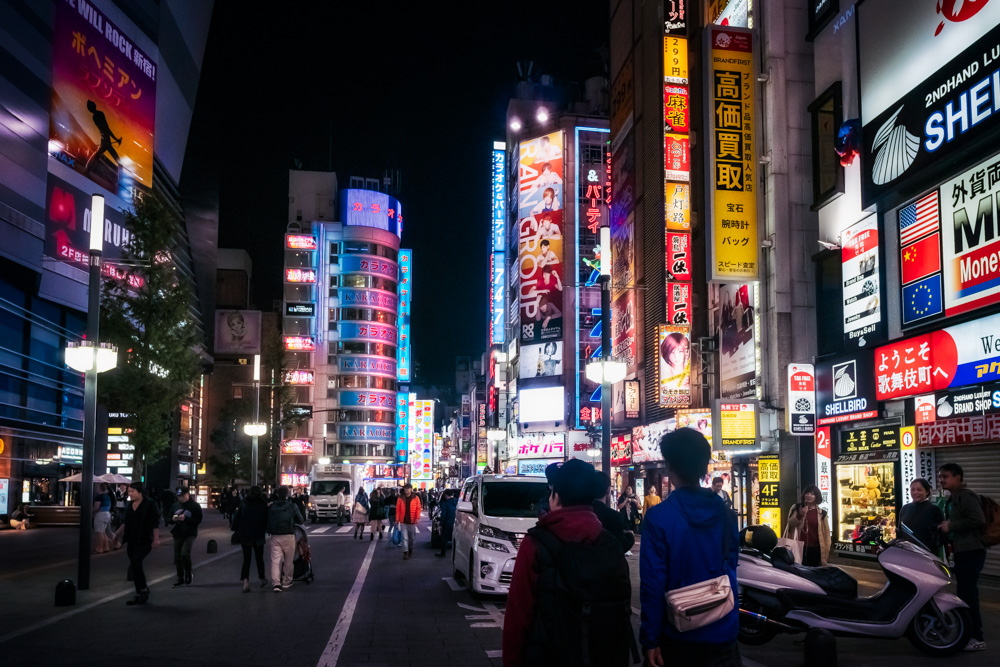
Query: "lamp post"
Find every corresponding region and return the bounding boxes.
[248,354,262,485]
[64,194,118,591]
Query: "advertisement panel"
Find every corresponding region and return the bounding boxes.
[676,410,713,441]
[339,355,396,377]
[874,334,933,401]
[715,401,758,451]
[708,26,758,282]
[612,293,636,370]
[339,390,396,409]
[285,268,317,283]
[340,189,403,237]
[518,131,564,219]
[610,208,636,369]
[285,302,316,317]
[340,288,397,311]
[664,84,690,133]
[518,208,564,344]
[666,232,691,282]
[284,370,314,386]
[281,439,313,455]
[397,249,412,382]
[664,35,689,84]
[787,363,816,435]
[658,325,691,406]
[610,131,635,230]
[49,0,156,198]
[816,427,832,515]
[611,434,632,466]
[842,215,882,348]
[339,255,397,280]
[338,424,394,443]
[284,336,314,351]
[625,379,640,419]
[632,418,675,463]
[518,459,563,476]
[395,393,409,462]
[410,400,434,482]
[666,281,692,326]
[664,133,691,182]
[519,341,563,378]
[286,235,317,250]
[718,283,758,398]
[339,322,397,344]
[215,310,262,355]
[491,252,505,345]
[518,386,565,424]
[514,433,565,459]
[44,174,130,269]
[665,182,691,231]
[492,144,506,252]
[815,351,878,425]
[840,425,900,454]
[757,454,782,536]
[858,1,1000,204]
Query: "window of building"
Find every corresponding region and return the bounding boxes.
[343,241,373,254]
[581,143,604,164]
[329,242,339,261]
[808,82,843,210]
[814,248,843,356]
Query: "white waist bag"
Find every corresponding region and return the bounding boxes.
[664,574,734,632]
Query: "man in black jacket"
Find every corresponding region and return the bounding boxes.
[169,488,203,587]
[593,472,635,555]
[123,482,160,606]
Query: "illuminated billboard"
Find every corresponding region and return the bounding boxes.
[281,439,313,455]
[518,386,565,424]
[285,268,317,283]
[286,235,317,250]
[284,370,315,385]
[492,143,506,252]
[518,131,564,219]
[339,355,396,377]
[491,252,506,345]
[339,255,397,280]
[44,174,130,269]
[338,322,397,344]
[397,249,412,382]
[658,325,691,406]
[215,310,262,355]
[340,189,403,237]
[340,390,396,409]
[514,433,565,459]
[718,283,759,399]
[520,341,563,378]
[611,212,636,368]
[338,424,394,443]
[284,336,315,351]
[339,288,397,311]
[395,392,409,463]
[285,302,316,317]
[410,400,434,482]
[49,0,156,198]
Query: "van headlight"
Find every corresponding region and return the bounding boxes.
[477,538,510,553]
[478,525,509,540]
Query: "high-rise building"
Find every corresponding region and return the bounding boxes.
[281,170,410,485]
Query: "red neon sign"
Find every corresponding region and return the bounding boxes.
[286,235,317,250]
[285,268,317,283]
[284,336,315,351]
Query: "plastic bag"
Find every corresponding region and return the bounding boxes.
[391,526,402,546]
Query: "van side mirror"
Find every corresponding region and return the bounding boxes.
[457,500,474,514]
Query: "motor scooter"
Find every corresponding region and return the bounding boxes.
[737,523,971,656]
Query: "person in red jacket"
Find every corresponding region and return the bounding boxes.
[395,484,422,560]
[503,458,622,666]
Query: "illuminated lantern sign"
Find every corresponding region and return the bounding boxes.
[285,268,316,283]
[281,439,313,455]
[340,189,403,237]
[284,370,315,385]
[284,336,315,351]
[285,302,316,317]
[281,473,310,486]
[286,235,317,250]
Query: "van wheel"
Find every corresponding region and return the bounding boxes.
[452,546,463,582]
[468,553,482,599]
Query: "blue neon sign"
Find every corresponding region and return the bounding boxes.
[397,249,412,382]
[491,252,505,344]
[492,146,506,252]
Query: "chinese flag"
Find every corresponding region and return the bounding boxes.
[900,233,940,286]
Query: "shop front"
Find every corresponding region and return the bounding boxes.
[631,417,674,500]
[509,432,565,479]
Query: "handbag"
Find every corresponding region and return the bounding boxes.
[665,574,734,632]
[777,517,804,564]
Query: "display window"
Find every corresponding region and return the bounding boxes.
[834,460,897,554]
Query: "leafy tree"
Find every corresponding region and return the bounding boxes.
[208,398,252,485]
[98,194,202,480]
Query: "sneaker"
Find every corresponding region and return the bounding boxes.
[964,640,986,652]
[260,578,268,588]
[625,550,634,557]
[283,582,293,590]
[273,585,282,593]
[403,551,409,560]
[184,573,193,585]
[171,579,184,588]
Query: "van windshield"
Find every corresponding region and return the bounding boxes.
[481,481,550,518]
[310,481,350,496]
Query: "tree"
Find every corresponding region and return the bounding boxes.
[208,398,252,485]
[98,194,202,480]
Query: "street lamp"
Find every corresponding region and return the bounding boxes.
[585,226,616,474]
[66,193,119,591]
[248,354,262,485]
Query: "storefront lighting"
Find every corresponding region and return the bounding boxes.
[65,341,118,374]
[586,359,626,384]
[510,118,522,131]
[318,457,331,465]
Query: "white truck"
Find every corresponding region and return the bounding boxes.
[306,463,361,524]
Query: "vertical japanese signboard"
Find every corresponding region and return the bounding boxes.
[787,363,816,435]
[658,325,691,406]
[757,454,781,535]
[397,250,412,382]
[718,283,758,398]
[410,400,434,484]
[816,426,832,516]
[518,131,565,345]
[395,392,409,463]
[707,26,758,281]
[842,215,882,348]
[664,33,694,323]
[491,143,507,345]
[612,212,636,369]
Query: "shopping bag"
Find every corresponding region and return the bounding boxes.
[391,526,402,546]
[777,522,804,563]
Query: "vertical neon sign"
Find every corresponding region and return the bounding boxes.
[491,143,506,345]
[397,249,412,381]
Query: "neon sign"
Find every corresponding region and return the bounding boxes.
[285,268,316,283]
[492,144,506,252]
[284,370,315,385]
[281,439,313,455]
[284,336,315,351]
[286,235,317,250]
[397,249,412,382]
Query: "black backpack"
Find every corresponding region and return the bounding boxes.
[525,526,639,666]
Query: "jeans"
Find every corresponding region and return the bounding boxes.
[401,523,416,552]
[173,535,196,579]
[241,542,265,580]
[127,542,151,593]
[954,549,987,641]
[658,638,741,667]
[270,534,295,587]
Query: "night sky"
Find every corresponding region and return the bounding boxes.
[194,2,609,386]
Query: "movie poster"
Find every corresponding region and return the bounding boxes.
[49,0,156,199]
[518,131,564,220]
[519,341,564,378]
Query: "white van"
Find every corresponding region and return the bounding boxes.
[452,474,551,595]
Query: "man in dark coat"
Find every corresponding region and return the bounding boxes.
[435,490,459,557]
[169,488,203,586]
[123,482,160,606]
[593,472,635,554]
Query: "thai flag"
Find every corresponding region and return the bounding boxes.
[899,191,939,246]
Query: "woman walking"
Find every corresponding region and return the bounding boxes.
[352,487,370,539]
[93,483,113,553]
[786,485,831,566]
[232,486,269,592]
[367,488,385,541]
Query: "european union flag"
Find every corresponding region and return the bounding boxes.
[902,274,942,325]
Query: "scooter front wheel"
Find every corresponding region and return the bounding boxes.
[906,605,972,657]
[738,599,778,646]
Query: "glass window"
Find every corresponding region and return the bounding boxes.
[343,241,373,254]
[481,481,551,517]
[809,82,844,209]
[342,274,366,288]
[815,250,843,356]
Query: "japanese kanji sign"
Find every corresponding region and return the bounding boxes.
[842,215,883,349]
[757,453,781,536]
[707,26,758,281]
[50,0,156,199]
[665,182,691,231]
[787,363,815,435]
[874,335,933,400]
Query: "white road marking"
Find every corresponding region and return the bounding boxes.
[459,601,505,629]
[0,547,239,645]
[336,526,353,534]
[413,526,420,534]
[442,576,464,591]
[316,538,377,667]
[485,649,502,658]
[311,526,330,534]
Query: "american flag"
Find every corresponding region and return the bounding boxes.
[899,191,939,245]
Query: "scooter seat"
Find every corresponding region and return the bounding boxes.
[771,547,858,599]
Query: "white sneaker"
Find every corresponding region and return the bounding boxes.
[625,550,634,556]
[964,640,986,652]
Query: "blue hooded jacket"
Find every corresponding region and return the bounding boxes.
[639,486,739,648]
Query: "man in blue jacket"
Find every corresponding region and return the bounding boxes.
[640,428,740,666]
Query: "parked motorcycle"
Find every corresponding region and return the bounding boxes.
[737,523,971,656]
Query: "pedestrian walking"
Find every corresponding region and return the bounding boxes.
[502,459,634,666]
[267,485,304,592]
[232,485,269,592]
[712,477,733,509]
[169,488,203,587]
[435,489,458,557]
[938,463,988,652]
[785,485,831,566]
[123,482,160,606]
[899,478,943,552]
[93,483,114,553]
[336,486,347,526]
[352,487,370,539]
[367,488,385,541]
[592,472,635,555]
[384,487,400,545]
[617,485,641,532]
[396,483,422,559]
[640,428,740,667]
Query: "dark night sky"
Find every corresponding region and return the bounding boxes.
[194,2,609,386]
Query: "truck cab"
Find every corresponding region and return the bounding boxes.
[307,463,356,523]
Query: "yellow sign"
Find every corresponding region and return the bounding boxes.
[665,182,690,231]
[900,426,916,451]
[0,436,4,455]
[709,26,758,281]
[718,401,757,449]
[664,36,689,84]
[758,453,781,535]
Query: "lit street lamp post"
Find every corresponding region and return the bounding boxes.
[243,354,267,486]
[64,194,118,591]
